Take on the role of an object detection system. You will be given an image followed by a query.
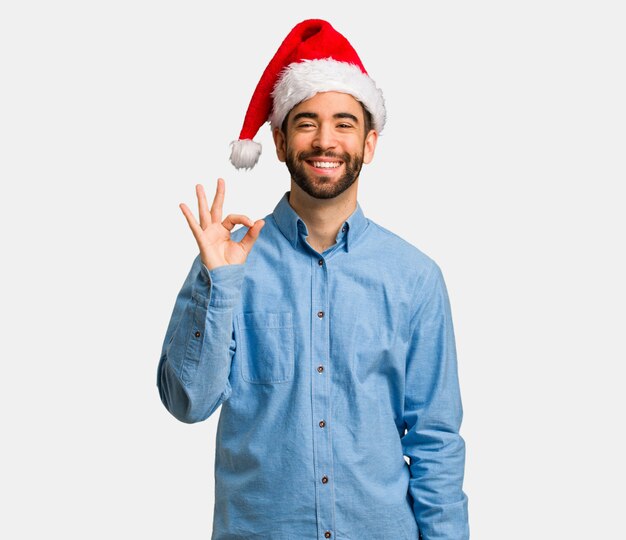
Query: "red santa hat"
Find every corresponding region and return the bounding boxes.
[229,19,386,170]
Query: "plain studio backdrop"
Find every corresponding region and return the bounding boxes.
[1,1,624,538]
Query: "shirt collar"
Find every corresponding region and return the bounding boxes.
[271,191,368,253]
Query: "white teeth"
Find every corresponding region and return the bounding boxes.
[312,161,340,169]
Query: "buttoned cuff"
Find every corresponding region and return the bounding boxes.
[191,263,245,309]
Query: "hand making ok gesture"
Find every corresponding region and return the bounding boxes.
[179,178,265,271]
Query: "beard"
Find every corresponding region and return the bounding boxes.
[285,147,365,200]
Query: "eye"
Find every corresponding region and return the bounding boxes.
[337,122,354,129]
[297,121,316,129]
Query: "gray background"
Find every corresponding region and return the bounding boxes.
[1,1,624,538]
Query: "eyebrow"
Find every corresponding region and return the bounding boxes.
[292,112,360,123]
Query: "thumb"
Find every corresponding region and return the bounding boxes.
[239,219,265,254]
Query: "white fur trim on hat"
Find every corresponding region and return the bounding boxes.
[229,139,263,170]
[269,58,386,133]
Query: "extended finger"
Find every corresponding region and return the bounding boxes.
[179,203,202,241]
[222,213,254,231]
[196,184,211,230]
[239,219,265,254]
[210,178,225,224]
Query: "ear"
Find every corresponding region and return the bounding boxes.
[273,127,287,163]
[362,129,378,164]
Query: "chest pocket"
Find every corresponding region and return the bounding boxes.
[236,311,294,384]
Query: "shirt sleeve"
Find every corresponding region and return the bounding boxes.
[401,262,470,539]
[156,254,245,423]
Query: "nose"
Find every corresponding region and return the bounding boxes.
[312,123,337,151]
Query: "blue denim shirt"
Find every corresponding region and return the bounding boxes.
[157,191,469,540]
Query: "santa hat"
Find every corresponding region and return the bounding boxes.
[229,19,386,170]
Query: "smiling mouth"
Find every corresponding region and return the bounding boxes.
[306,160,343,170]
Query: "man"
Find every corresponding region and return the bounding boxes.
[157,19,469,540]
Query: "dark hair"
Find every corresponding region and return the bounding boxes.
[361,104,373,135]
[280,100,373,137]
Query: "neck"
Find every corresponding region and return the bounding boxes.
[288,180,358,252]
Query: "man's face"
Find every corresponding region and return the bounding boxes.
[273,91,378,200]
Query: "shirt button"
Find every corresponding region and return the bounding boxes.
[342,226,346,233]
[317,311,324,318]
[321,475,328,484]
[325,531,332,538]
[317,365,324,373]
[319,420,326,428]
[194,331,201,338]
[318,258,324,266]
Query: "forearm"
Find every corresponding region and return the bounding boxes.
[404,418,469,539]
[157,256,244,423]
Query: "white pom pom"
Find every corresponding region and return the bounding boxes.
[229,139,262,170]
